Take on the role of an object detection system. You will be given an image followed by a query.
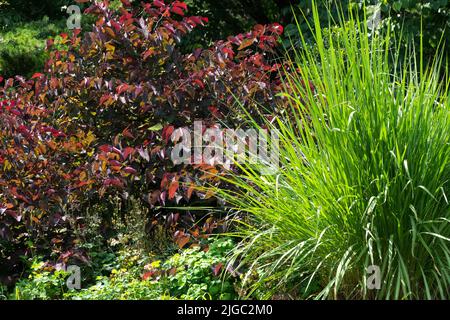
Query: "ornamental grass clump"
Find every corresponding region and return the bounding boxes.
[221,3,450,299]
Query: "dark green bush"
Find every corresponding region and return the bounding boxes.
[0,0,72,21]
[180,0,288,49]
[181,0,364,50]
[13,259,71,300]
[380,0,450,58]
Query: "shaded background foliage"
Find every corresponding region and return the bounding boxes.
[2,0,449,77]
[0,0,353,77]
[0,0,72,21]
[381,0,450,57]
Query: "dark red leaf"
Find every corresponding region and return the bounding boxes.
[153,0,165,7]
[122,147,135,160]
[170,6,185,16]
[173,1,187,11]
[31,73,44,79]
[162,125,175,143]
[212,263,223,276]
[123,166,137,175]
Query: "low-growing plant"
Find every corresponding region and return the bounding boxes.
[64,237,238,300]
[0,283,7,300]
[157,237,238,300]
[13,259,70,300]
[64,247,163,300]
[221,2,450,299]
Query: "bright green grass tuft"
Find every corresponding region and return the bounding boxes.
[220,2,450,300]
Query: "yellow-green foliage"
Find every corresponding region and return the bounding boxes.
[0,17,65,77]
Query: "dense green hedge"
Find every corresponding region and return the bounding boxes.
[0,1,65,77]
[0,0,93,77]
[0,18,66,78]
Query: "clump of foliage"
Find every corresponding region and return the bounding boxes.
[280,0,364,48]
[0,0,285,288]
[13,260,71,300]
[155,237,238,299]
[271,0,450,60]
[221,3,450,299]
[63,246,163,300]
[0,18,67,78]
[12,237,239,300]
[37,0,285,237]
[0,73,96,286]
[68,237,238,300]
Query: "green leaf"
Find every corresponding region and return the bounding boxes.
[148,123,163,131]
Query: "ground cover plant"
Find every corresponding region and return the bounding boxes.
[11,237,237,300]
